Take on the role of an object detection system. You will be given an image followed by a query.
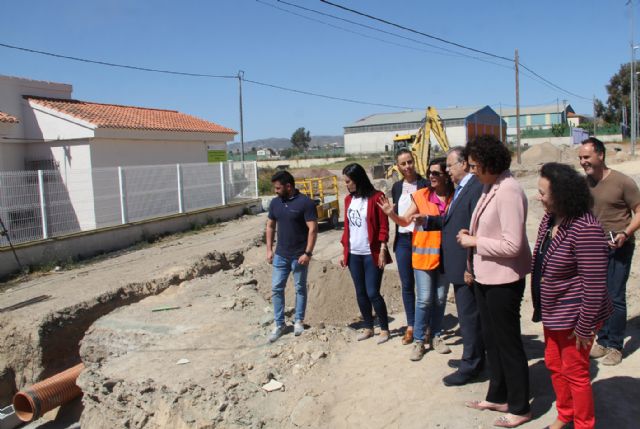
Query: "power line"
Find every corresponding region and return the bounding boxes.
[519,62,591,101]
[243,78,419,109]
[0,42,237,79]
[264,0,513,70]
[317,0,591,101]
[267,0,588,101]
[318,0,513,62]
[260,0,460,58]
[0,42,419,110]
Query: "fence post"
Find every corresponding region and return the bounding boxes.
[118,166,128,224]
[220,162,226,205]
[38,170,48,239]
[253,161,258,198]
[177,164,184,213]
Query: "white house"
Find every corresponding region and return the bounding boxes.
[0,74,237,233]
[0,75,236,171]
[343,106,506,154]
[256,148,278,159]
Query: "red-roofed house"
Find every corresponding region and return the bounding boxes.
[0,74,239,232]
[0,75,236,171]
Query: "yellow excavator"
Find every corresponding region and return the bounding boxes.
[386,106,450,180]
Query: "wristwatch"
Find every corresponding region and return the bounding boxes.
[620,231,630,239]
[304,251,313,257]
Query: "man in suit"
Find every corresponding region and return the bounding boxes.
[440,146,485,386]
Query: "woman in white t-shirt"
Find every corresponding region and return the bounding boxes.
[339,163,392,343]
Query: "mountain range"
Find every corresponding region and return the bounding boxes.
[227,135,344,152]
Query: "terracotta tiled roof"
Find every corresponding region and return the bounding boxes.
[0,111,19,123]
[24,96,236,134]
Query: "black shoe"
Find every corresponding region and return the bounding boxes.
[447,359,461,369]
[442,370,478,387]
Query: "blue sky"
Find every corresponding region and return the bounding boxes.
[1,0,637,141]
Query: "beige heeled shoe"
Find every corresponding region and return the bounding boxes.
[377,330,390,344]
[357,328,374,341]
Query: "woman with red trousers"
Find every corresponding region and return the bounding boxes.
[532,162,612,429]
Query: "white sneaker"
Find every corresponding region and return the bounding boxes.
[294,321,304,336]
[268,325,285,343]
[432,336,452,354]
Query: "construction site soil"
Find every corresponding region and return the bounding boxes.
[1,155,639,428]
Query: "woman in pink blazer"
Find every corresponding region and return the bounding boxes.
[457,135,532,428]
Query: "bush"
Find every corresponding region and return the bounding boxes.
[257,167,275,196]
[551,123,569,137]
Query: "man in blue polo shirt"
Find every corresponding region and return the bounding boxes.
[266,170,318,342]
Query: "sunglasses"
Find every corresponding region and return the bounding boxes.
[428,170,443,177]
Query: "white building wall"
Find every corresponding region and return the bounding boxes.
[344,125,467,154]
[24,104,95,141]
[26,141,96,229]
[0,75,72,141]
[344,129,414,154]
[0,75,72,170]
[443,126,467,148]
[89,138,211,167]
[0,142,26,170]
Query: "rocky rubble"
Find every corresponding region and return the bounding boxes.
[77,264,350,428]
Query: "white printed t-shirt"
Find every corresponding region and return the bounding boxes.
[398,180,417,233]
[348,196,370,255]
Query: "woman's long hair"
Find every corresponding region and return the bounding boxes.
[342,163,375,198]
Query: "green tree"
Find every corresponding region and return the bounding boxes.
[578,121,594,134]
[290,127,311,151]
[279,147,301,158]
[551,122,568,137]
[598,61,640,124]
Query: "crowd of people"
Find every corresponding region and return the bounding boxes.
[263,135,639,429]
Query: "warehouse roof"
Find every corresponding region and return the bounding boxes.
[345,106,488,128]
[499,103,575,117]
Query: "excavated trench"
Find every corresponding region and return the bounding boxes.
[0,250,244,407]
[1,227,404,427]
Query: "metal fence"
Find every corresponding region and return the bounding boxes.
[0,161,257,247]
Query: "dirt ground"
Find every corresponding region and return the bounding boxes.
[2,151,640,428]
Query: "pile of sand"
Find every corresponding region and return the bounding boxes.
[521,142,563,165]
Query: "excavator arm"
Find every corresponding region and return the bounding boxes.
[388,106,450,179]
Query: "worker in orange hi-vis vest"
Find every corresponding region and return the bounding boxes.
[379,157,453,361]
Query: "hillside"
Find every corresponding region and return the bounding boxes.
[227,135,343,152]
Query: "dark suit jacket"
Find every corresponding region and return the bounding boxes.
[391,175,429,251]
[429,174,483,284]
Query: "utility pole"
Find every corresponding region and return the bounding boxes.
[499,102,503,142]
[593,95,597,138]
[238,70,245,162]
[515,49,521,164]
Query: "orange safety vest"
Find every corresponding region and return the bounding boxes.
[411,188,449,270]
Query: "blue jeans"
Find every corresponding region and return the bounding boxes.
[395,233,415,327]
[414,269,449,342]
[348,253,389,331]
[597,240,635,351]
[271,253,308,327]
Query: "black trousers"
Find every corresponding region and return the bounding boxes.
[453,283,485,375]
[474,278,530,415]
